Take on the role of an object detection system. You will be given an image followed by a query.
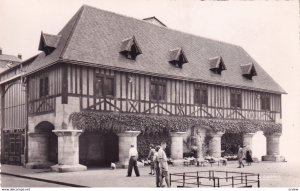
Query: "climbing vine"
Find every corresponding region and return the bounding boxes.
[69,111,282,135]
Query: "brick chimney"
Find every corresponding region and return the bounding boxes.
[18,53,22,60]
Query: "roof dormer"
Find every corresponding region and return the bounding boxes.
[209,56,226,74]
[38,32,61,55]
[241,62,257,80]
[119,36,142,60]
[143,16,167,27]
[168,48,188,68]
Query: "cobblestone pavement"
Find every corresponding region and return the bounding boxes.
[1,161,300,187]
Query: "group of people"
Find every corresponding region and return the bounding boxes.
[126,142,170,187]
[237,145,253,168]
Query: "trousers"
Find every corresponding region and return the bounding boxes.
[127,156,140,176]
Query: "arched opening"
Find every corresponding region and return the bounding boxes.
[252,131,265,161]
[34,121,57,164]
[221,133,243,158]
[79,130,119,167]
[137,132,171,159]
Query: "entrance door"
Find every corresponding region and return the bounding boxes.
[3,131,25,165]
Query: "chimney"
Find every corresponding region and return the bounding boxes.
[0,47,2,55]
[18,54,22,60]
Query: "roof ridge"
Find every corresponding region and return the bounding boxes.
[81,4,243,49]
[59,6,85,59]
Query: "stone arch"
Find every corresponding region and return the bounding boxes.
[27,121,58,168]
[183,125,211,158]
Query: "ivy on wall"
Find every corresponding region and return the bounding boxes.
[69,111,282,135]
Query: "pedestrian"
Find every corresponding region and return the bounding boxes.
[237,145,245,168]
[153,145,161,187]
[127,144,140,177]
[147,144,155,175]
[245,148,253,166]
[157,141,170,187]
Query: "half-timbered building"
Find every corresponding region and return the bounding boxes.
[0,5,285,171]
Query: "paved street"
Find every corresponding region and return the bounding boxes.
[1,175,66,187]
[1,161,300,187]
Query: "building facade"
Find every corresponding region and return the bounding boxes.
[0,5,285,172]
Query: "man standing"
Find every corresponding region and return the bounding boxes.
[237,145,245,168]
[153,145,161,187]
[127,144,140,177]
[157,141,170,187]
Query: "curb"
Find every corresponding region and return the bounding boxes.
[1,172,88,187]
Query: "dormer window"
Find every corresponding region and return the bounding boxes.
[38,32,61,55]
[168,48,188,68]
[120,36,142,60]
[241,62,257,80]
[209,56,226,74]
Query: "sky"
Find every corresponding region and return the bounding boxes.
[0,0,299,161]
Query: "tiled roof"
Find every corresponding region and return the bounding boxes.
[0,54,22,63]
[0,54,22,73]
[26,5,286,94]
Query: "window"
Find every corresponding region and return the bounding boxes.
[105,77,115,97]
[230,91,242,108]
[261,94,270,111]
[150,81,166,101]
[194,86,208,105]
[241,62,257,80]
[168,48,188,68]
[39,77,49,97]
[119,36,142,60]
[94,76,104,97]
[209,56,226,74]
[94,74,115,97]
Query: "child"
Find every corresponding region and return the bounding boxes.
[147,144,155,175]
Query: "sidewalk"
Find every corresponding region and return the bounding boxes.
[1,161,300,187]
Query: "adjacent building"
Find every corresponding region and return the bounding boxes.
[0,5,285,172]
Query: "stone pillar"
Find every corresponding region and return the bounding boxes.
[208,132,224,158]
[170,132,186,160]
[117,131,140,168]
[243,133,255,150]
[51,130,87,172]
[196,128,207,160]
[262,133,285,162]
[26,132,52,169]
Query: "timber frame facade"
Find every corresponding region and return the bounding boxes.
[0,5,285,171]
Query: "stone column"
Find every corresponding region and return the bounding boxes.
[196,128,207,160]
[207,132,224,158]
[262,133,285,162]
[170,132,186,160]
[51,130,87,172]
[243,133,255,150]
[117,131,140,168]
[26,132,52,169]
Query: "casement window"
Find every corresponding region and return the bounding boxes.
[39,76,49,97]
[94,74,115,97]
[150,81,166,101]
[230,91,242,108]
[261,94,270,111]
[194,85,208,105]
